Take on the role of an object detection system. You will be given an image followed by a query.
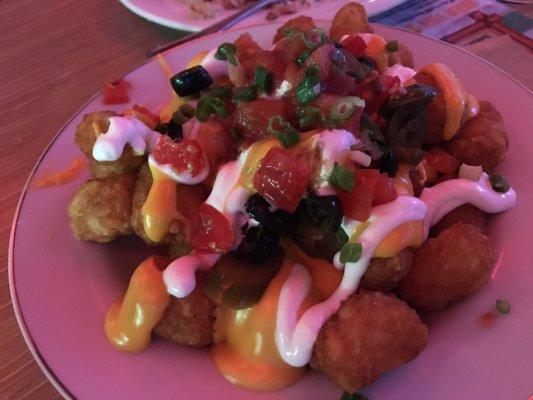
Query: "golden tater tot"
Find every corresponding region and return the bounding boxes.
[430,204,487,237]
[313,291,427,393]
[75,111,145,177]
[397,222,495,311]
[445,101,508,172]
[68,174,134,242]
[360,249,413,292]
[154,276,215,347]
[329,2,372,40]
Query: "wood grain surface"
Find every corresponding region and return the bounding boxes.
[0,1,179,398]
[1,1,532,399]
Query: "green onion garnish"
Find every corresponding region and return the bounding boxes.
[385,40,399,52]
[253,66,274,94]
[328,162,355,191]
[296,49,312,67]
[296,64,321,104]
[195,95,229,121]
[330,96,365,121]
[298,105,323,129]
[172,104,196,125]
[210,85,232,99]
[267,115,300,148]
[495,299,511,314]
[339,242,363,264]
[215,43,238,66]
[489,174,510,193]
[232,85,257,103]
[340,392,369,400]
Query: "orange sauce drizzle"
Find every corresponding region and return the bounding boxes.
[141,163,179,242]
[104,256,170,352]
[33,156,86,189]
[212,242,342,390]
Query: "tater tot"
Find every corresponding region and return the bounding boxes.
[75,111,145,177]
[445,101,508,172]
[329,2,372,40]
[430,204,487,237]
[360,249,413,292]
[68,174,134,242]
[153,276,215,347]
[312,291,427,393]
[397,222,495,311]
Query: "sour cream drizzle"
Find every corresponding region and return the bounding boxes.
[275,173,516,367]
[92,116,160,161]
[200,48,228,79]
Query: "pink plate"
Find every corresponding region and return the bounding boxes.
[9,22,533,400]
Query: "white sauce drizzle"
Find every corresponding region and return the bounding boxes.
[92,116,160,161]
[148,154,209,185]
[275,174,516,367]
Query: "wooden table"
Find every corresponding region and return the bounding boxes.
[0,2,180,398]
[1,1,532,399]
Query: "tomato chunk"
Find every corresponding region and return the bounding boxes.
[103,78,130,104]
[132,105,160,125]
[341,35,367,57]
[425,147,460,175]
[190,203,234,253]
[252,147,311,212]
[273,15,316,44]
[337,169,398,221]
[151,136,207,177]
[234,99,287,145]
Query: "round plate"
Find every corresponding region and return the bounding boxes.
[9,22,533,400]
[117,0,409,32]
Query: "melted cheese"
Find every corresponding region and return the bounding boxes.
[104,257,170,352]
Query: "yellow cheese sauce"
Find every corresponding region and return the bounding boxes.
[141,163,179,242]
[212,243,342,390]
[104,256,170,352]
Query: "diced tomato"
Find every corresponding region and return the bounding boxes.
[234,99,287,145]
[252,147,311,212]
[273,15,316,44]
[365,75,401,116]
[337,169,398,222]
[323,71,357,96]
[272,35,308,65]
[341,35,367,57]
[132,105,160,126]
[298,43,334,84]
[425,147,460,175]
[174,184,208,237]
[190,203,234,253]
[311,94,363,135]
[195,120,239,177]
[103,78,130,104]
[151,136,207,177]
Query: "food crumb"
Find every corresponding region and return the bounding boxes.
[33,156,86,189]
[478,311,497,328]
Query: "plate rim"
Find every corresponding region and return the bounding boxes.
[7,21,533,399]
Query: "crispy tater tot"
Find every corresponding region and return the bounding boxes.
[75,111,145,177]
[397,222,495,311]
[68,174,134,242]
[312,291,427,393]
[329,2,372,40]
[430,204,487,237]
[360,249,413,292]
[445,101,508,172]
[154,275,215,347]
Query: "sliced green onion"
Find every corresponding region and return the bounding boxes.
[195,95,229,122]
[330,96,365,121]
[386,40,399,52]
[489,174,510,193]
[210,85,232,99]
[296,49,312,67]
[296,65,321,104]
[302,28,327,49]
[232,85,257,103]
[298,106,323,129]
[339,242,363,264]
[254,66,274,94]
[328,163,355,191]
[172,104,196,124]
[267,115,300,148]
[215,42,238,66]
[495,299,511,314]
